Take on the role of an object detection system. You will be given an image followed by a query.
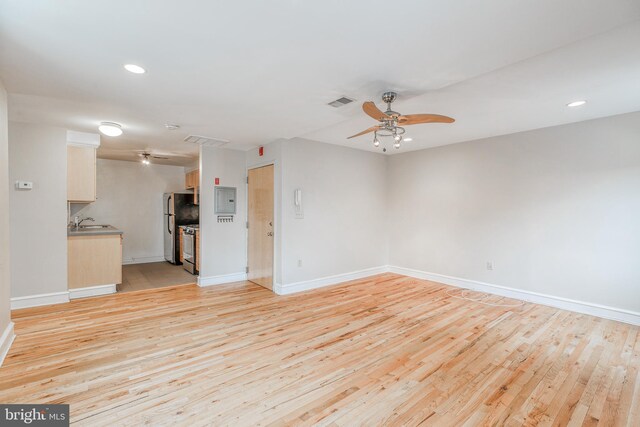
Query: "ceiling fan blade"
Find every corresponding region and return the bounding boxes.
[151,156,170,159]
[347,125,380,139]
[132,150,193,158]
[398,114,455,125]
[362,101,390,121]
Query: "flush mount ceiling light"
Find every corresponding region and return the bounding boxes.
[98,122,123,137]
[124,64,146,74]
[567,100,587,107]
[347,92,454,151]
[165,124,180,130]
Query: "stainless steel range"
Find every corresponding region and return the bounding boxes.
[182,224,199,274]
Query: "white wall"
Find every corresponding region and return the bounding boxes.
[278,138,388,287]
[8,121,67,299]
[387,111,640,313]
[0,79,13,364]
[198,146,247,283]
[78,159,186,264]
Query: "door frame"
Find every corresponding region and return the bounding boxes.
[246,161,278,290]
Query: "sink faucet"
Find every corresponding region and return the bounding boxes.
[73,216,95,228]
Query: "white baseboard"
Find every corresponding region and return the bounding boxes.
[389,266,640,326]
[11,291,70,310]
[274,266,389,295]
[122,256,166,265]
[69,284,117,300]
[0,322,15,367]
[198,272,247,287]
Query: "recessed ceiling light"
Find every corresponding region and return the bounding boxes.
[404,138,413,142]
[124,64,146,74]
[98,122,123,137]
[567,100,587,107]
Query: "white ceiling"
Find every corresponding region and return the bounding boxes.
[1,1,639,164]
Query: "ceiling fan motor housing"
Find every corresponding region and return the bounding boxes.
[381,91,397,104]
[381,91,401,117]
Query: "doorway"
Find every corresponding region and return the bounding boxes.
[247,164,274,289]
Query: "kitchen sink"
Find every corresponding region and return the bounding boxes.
[78,225,110,229]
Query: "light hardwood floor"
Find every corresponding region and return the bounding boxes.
[1,274,638,426]
[119,261,196,293]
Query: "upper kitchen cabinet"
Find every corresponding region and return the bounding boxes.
[185,169,199,189]
[67,145,96,202]
[67,131,100,203]
[185,169,200,205]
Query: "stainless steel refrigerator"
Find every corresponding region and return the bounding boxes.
[164,193,199,264]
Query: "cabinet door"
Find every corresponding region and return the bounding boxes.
[68,235,122,288]
[67,146,96,202]
[196,231,200,272]
[185,170,200,190]
[179,228,184,263]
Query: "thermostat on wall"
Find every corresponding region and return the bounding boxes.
[15,181,33,190]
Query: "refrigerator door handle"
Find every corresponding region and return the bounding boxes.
[167,194,172,215]
[167,215,172,235]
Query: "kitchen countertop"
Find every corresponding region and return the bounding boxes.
[67,225,123,237]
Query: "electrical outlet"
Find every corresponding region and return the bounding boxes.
[297,259,302,267]
[486,262,493,271]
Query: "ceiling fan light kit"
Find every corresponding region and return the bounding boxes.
[139,151,170,165]
[348,91,454,151]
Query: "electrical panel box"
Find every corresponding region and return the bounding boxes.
[215,186,236,214]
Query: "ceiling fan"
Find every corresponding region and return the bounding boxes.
[348,91,455,151]
[138,151,169,165]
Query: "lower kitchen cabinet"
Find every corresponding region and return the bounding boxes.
[68,234,122,288]
[196,230,200,272]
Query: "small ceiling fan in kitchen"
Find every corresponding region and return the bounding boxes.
[347,91,455,151]
[138,151,169,165]
[97,146,194,165]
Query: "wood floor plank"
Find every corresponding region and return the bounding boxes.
[1,273,638,426]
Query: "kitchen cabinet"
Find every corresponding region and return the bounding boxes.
[196,229,200,272]
[68,234,122,289]
[185,169,200,205]
[185,170,199,189]
[67,145,97,202]
[179,227,185,263]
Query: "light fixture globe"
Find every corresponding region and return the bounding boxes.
[124,64,146,74]
[373,131,380,148]
[567,100,587,107]
[98,122,123,137]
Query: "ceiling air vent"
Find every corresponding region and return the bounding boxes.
[328,96,355,108]
[184,135,229,147]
